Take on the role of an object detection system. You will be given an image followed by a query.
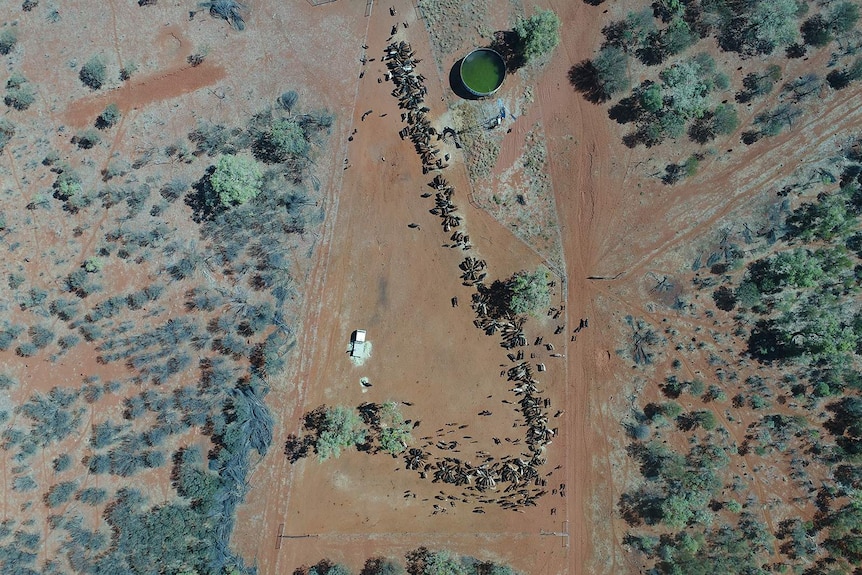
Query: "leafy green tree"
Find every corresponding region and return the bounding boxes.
[268,118,309,158]
[379,427,411,455]
[661,494,693,529]
[711,103,738,135]
[592,46,630,99]
[823,491,862,564]
[316,406,367,461]
[507,267,551,315]
[802,14,833,46]
[80,55,107,90]
[689,104,738,143]
[176,447,219,505]
[831,1,860,34]
[659,401,683,418]
[423,551,467,575]
[640,83,663,113]
[210,155,263,207]
[662,17,697,56]
[786,188,855,240]
[514,9,561,63]
[744,0,800,54]
[659,58,712,119]
[692,410,717,430]
[368,558,405,575]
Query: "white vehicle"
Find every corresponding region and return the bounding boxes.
[350,330,367,357]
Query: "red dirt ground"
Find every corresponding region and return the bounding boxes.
[5,0,857,572]
[233,1,574,575]
[234,0,862,573]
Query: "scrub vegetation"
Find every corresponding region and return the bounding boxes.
[619,136,862,573]
[0,77,331,573]
[571,0,862,176]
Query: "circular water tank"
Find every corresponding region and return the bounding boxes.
[459,48,506,97]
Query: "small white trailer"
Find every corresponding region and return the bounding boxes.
[350,330,367,357]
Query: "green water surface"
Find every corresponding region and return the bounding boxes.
[461,50,505,95]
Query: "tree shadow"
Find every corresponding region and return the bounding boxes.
[568,61,610,104]
[608,95,641,124]
[185,168,223,223]
[448,59,479,100]
[489,30,524,73]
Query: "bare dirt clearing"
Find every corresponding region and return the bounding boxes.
[233,2,572,574]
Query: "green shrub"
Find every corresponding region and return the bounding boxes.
[29,325,55,349]
[79,55,106,90]
[514,9,561,63]
[96,103,121,129]
[0,373,17,390]
[13,475,37,491]
[0,118,15,151]
[77,487,108,506]
[52,454,72,473]
[72,129,101,149]
[119,62,137,81]
[210,154,263,207]
[83,257,103,273]
[45,480,78,507]
[315,406,367,461]
[0,28,18,55]
[270,118,309,157]
[507,267,551,315]
[5,73,35,111]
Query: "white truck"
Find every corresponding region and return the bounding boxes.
[350,330,367,357]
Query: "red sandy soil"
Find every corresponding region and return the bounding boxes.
[233,1,573,575]
[235,0,862,572]
[3,0,857,571]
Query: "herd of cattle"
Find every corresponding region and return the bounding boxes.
[382,41,559,513]
[385,41,450,173]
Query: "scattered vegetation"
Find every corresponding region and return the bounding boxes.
[0,57,332,571]
[296,548,519,575]
[621,138,862,573]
